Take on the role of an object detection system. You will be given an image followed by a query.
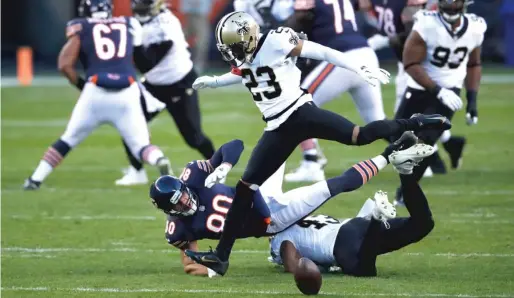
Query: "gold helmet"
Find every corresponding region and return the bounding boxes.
[132,0,165,23]
[215,11,260,66]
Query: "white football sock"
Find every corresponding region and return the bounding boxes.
[371,155,388,171]
[31,160,54,182]
[144,147,165,166]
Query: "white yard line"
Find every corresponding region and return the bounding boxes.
[3,247,514,258]
[1,286,512,297]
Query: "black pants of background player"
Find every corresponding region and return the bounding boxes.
[121,70,215,170]
[215,97,433,261]
[334,174,435,277]
[393,87,460,183]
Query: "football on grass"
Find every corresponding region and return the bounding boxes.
[294,257,322,295]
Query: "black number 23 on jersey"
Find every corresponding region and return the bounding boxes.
[241,66,282,102]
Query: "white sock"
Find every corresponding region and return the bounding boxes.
[371,155,388,171]
[143,146,164,166]
[31,160,54,182]
[440,130,451,143]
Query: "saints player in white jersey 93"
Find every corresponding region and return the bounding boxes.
[393,0,486,205]
[183,11,452,276]
[115,0,215,186]
[270,144,437,277]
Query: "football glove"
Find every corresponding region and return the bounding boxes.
[357,66,391,87]
[437,88,463,112]
[466,91,478,125]
[192,76,218,90]
[204,163,232,188]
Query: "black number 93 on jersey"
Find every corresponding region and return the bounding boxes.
[431,46,469,69]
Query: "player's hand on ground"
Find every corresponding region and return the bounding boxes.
[437,88,463,111]
[466,100,478,125]
[204,163,232,188]
[192,76,218,90]
[358,66,391,86]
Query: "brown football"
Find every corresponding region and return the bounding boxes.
[294,257,322,295]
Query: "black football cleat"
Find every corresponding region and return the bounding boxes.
[23,177,41,191]
[410,114,452,131]
[185,248,229,276]
[443,136,466,169]
[383,131,419,158]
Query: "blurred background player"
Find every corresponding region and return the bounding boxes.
[393,0,485,205]
[181,0,214,73]
[270,144,436,277]
[233,0,295,34]
[24,0,171,190]
[283,0,387,183]
[363,0,466,177]
[115,0,215,186]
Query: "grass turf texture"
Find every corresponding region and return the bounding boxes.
[2,83,514,297]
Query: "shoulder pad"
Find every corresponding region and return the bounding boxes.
[466,13,487,34]
[268,27,300,47]
[66,18,84,39]
[413,9,437,22]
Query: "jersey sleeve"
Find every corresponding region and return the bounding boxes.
[469,14,487,48]
[268,27,301,56]
[165,217,189,249]
[65,19,84,39]
[179,160,214,188]
[294,0,315,10]
[233,0,249,12]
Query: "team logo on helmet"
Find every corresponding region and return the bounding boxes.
[234,20,250,35]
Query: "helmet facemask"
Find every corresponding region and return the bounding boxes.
[150,176,199,217]
[438,0,472,24]
[132,0,163,23]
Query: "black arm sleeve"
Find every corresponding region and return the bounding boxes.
[133,40,173,73]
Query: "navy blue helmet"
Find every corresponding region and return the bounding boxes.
[149,175,199,216]
[438,0,473,24]
[79,0,113,19]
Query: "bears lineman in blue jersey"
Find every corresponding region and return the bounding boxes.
[24,0,171,190]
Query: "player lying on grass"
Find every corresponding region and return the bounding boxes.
[269,143,436,277]
[149,132,433,277]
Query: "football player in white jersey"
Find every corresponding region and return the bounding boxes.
[269,157,436,276]
[115,0,215,186]
[182,11,452,276]
[233,0,294,33]
[393,0,485,204]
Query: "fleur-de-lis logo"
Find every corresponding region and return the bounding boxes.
[289,32,299,45]
[234,20,250,35]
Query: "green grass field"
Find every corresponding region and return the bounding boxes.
[2,80,514,297]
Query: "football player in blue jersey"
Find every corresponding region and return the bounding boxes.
[150,132,435,277]
[23,0,171,190]
[283,0,388,183]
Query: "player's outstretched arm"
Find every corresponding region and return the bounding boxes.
[289,39,390,86]
[204,139,244,188]
[192,69,241,90]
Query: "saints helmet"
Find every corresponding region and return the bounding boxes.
[215,11,260,66]
[438,0,473,24]
[132,0,165,23]
[79,0,112,19]
[149,175,198,217]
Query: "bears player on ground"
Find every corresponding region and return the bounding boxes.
[115,0,216,186]
[182,11,451,276]
[283,0,388,182]
[269,139,436,276]
[393,0,485,205]
[23,0,171,190]
[151,132,434,277]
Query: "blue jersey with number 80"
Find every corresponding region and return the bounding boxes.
[66,16,138,89]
